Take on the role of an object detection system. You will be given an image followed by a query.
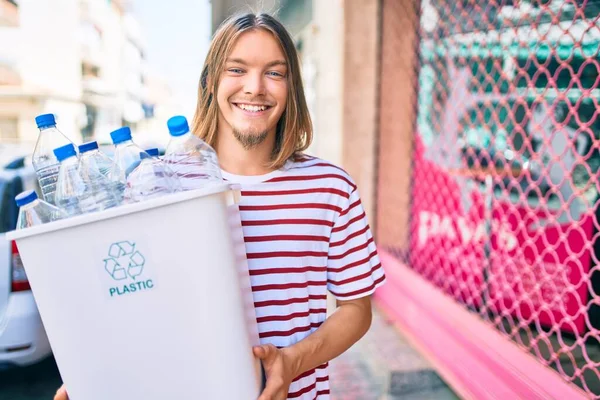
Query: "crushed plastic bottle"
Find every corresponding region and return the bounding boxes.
[164,116,222,190]
[54,144,119,216]
[109,127,148,202]
[78,141,115,179]
[145,148,160,158]
[79,141,123,195]
[15,190,67,229]
[124,152,180,203]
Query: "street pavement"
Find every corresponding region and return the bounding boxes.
[330,306,459,399]
[0,356,61,400]
[0,306,457,400]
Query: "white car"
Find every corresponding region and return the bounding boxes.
[0,156,51,369]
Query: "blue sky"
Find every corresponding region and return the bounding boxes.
[132,0,212,117]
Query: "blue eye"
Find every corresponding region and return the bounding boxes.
[228,68,244,74]
[267,71,284,77]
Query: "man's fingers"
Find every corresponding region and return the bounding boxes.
[54,385,68,400]
[257,376,283,400]
[252,345,265,358]
[253,344,276,360]
[257,389,273,400]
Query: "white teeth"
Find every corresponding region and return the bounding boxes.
[238,104,267,112]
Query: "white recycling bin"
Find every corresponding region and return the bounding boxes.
[6,183,262,400]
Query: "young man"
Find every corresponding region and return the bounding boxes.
[55,12,385,400]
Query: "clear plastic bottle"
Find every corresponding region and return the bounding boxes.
[78,142,121,210]
[31,114,76,206]
[54,144,118,216]
[79,141,114,179]
[109,127,148,201]
[15,190,67,229]
[145,148,160,158]
[124,152,180,203]
[79,141,122,196]
[164,116,222,191]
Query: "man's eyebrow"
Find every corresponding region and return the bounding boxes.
[226,58,287,68]
[226,58,248,65]
[265,60,287,68]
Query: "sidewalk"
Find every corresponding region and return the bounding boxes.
[329,306,459,400]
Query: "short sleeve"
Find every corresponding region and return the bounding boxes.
[327,188,386,300]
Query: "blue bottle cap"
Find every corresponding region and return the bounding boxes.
[53,144,77,162]
[145,148,159,157]
[110,127,132,144]
[79,141,99,153]
[35,114,56,129]
[167,116,190,137]
[15,190,38,207]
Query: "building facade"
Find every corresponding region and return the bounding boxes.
[0,0,168,151]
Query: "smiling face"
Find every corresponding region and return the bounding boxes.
[216,29,289,150]
[192,13,313,170]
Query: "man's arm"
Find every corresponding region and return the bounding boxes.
[287,295,372,374]
[253,295,372,400]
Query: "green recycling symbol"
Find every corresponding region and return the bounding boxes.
[103,241,145,281]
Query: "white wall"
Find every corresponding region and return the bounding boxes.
[8,0,82,99]
[299,0,344,166]
[0,0,85,143]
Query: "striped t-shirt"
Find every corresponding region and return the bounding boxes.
[222,155,386,400]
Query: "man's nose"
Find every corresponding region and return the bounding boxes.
[243,72,266,96]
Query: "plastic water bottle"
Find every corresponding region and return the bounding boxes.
[54,144,91,216]
[145,148,160,158]
[124,152,180,203]
[79,141,115,179]
[79,141,122,195]
[78,142,121,209]
[15,190,67,229]
[109,127,148,201]
[54,144,118,216]
[31,114,76,206]
[164,116,222,190]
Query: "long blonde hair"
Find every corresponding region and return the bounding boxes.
[191,13,313,170]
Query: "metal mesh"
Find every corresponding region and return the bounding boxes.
[410,0,600,396]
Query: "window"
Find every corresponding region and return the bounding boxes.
[81,62,100,78]
[81,105,97,140]
[0,118,18,140]
[0,176,21,233]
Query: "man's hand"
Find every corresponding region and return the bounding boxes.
[253,344,299,400]
[54,384,68,400]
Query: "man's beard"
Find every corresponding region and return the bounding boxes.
[233,128,269,150]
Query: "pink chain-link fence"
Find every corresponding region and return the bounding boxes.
[409,0,600,396]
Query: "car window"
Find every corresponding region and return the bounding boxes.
[0,175,21,234]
